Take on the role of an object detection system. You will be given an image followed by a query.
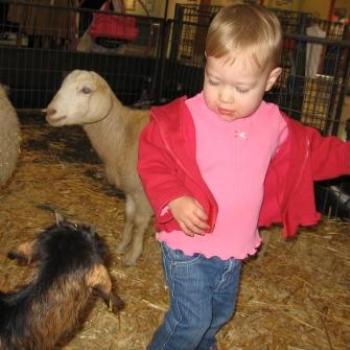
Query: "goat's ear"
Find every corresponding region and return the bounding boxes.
[7,240,38,266]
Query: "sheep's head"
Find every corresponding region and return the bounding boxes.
[46,70,113,127]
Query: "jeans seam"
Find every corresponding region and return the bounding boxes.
[159,262,183,350]
[172,254,201,266]
[214,259,240,292]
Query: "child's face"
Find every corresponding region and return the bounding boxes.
[203,54,281,121]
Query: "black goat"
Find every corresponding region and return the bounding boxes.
[0,214,124,350]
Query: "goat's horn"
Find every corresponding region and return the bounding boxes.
[55,212,64,225]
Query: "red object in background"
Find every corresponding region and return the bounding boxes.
[89,0,139,42]
[283,37,296,50]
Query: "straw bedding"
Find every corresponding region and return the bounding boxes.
[0,115,349,350]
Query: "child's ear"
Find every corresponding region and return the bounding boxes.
[265,67,282,91]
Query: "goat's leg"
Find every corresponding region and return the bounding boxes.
[123,199,152,266]
[116,195,135,255]
[7,240,38,265]
[86,264,124,314]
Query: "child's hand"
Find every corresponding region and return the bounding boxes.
[168,196,209,236]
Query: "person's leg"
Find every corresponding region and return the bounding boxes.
[196,258,242,350]
[147,243,216,350]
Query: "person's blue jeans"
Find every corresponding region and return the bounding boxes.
[147,242,242,350]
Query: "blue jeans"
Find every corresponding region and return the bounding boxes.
[147,243,242,350]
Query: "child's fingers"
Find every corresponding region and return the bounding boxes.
[193,200,208,220]
[193,216,209,231]
[192,207,209,230]
[182,216,207,235]
[195,209,208,221]
[179,222,194,236]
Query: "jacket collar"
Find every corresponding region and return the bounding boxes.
[150,96,196,167]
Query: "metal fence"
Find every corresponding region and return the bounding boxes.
[166,5,350,136]
[1,1,350,218]
[167,4,350,219]
[0,0,163,108]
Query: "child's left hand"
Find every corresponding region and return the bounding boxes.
[168,196,209,236]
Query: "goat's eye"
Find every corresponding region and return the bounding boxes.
[81,86,92,94]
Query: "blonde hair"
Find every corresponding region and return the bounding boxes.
[205,3,282,69]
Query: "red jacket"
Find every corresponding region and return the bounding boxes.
[138,97,350,238]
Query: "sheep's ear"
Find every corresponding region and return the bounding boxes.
[90,71,101,83]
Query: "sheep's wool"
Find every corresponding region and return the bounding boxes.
[0,85,21,186]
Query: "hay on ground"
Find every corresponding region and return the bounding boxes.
[0,116,349,350]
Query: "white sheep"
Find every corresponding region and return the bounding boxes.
[45,70,152,266]
[0,84,21,186]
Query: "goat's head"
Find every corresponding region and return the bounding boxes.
[7,214,124,313]
[45,70,114,127]
[8,214,107,270]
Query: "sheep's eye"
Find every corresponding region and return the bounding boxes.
[81,86,92,94]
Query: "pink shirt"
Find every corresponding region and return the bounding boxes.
[157,93,287,260]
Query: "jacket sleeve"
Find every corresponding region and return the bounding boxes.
[307,126,350,181]
[137,119,192,224]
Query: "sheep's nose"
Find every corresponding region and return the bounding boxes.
[46,107,56,117]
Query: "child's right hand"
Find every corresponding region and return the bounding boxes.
[168,196,209,236]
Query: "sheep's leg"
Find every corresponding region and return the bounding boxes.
[116,195,135,255]
[123,215,151,266]
[123,199,152,266]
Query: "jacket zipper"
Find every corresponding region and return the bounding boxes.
[157,120,216,229]
[281,135,311,213]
